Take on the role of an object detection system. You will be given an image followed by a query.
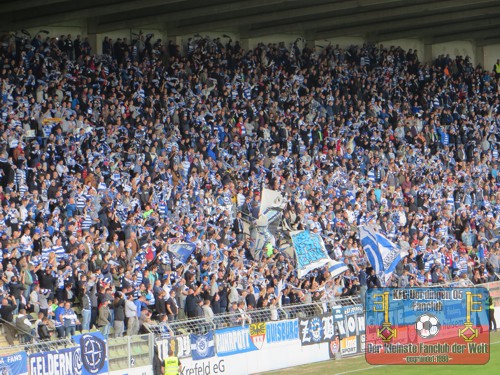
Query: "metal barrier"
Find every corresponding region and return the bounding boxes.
[146,295,361,338]
[2,282,499,373]
[145,280,500,340]
[0,331,155,373]
[0,334,75,356]
[107,333,154,372]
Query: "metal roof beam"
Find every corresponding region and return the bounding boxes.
[430,26,500,44]
[1,0,71,13]
[313,4,500,39]
[377,16,500,41]
[96,0,308,33]
[174,0,404,36]
[3,0,186,30]
[477,36,500,46]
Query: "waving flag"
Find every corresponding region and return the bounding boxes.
[169,243,196,264]
[259,188,286,217]
[291,230,331,277]
[359,226,407,284]
[328,259,349,278]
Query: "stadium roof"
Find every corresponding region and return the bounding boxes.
[2,0,500,46]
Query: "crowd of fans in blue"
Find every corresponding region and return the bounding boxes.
[0,31,499,344]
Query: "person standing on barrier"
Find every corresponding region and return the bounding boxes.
[354,262,368,307]
[489,295,497,332]
[158,313,174,339]
[162,349,181,375]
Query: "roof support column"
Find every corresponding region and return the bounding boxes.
[423,42,433,64]
[87,33,99,55]
[239,37,250,52]
[475,45,484,69]
[85,20,100,55]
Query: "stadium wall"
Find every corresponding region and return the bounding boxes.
[177,342,331,375]
[247,34,304,50]
[379,39,423,54]
[22,26,84,38]
[484,44,500,71]
[432,41,476,65]
[9,24,500,69]
[322,36,366,48]
[109,365,153,375]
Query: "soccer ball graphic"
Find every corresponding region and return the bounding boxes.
[415,314,441,339]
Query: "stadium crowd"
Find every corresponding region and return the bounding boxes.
[0,30,499,344]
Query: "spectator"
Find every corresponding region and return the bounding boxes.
[81,285,92,331]
[15,308,33,343]
[36,314,54,341]
[97,299,111,338]
[0,295,18,345]
[54,300,66,338]
[0,30,499,336]
[166,290,178,321]
[62,301,79,337]
[125,293,139,336]
[113,292,126,337]
[202,299,214,323]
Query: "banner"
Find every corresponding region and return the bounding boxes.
[340,335,359,356]
[328,336,341,359]
[0,351,28,375]
[359,225,408,283]
[29,347,82,375]
[190,332,215,361]
[251,189,286,260]
[157,335,191,360]
[215,326,258,357]
[365,287,490,365]
[249,322,267,350]
[259,188,286,217]
[263,319,299,346]
[299,313,335,346]
[72,332,109,375]
[169,243,196,264]
[42,118,63,124]
[291,230,330,278]
[331,304,365,357]
[335,305,364,337]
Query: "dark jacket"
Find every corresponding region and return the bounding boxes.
[113,298,125,321]
[0,301,17,322]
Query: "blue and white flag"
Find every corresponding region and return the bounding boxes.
[359,225,408,284]
[328,259,349,278]
[169,243,196,264]
[291,230,331,278]
[190,332,215,360]
[0,351,28,375]
[72,332,109,375]
[259,188,286,218]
